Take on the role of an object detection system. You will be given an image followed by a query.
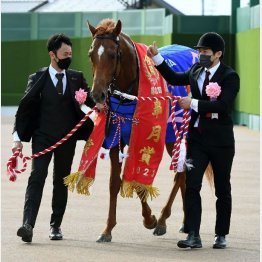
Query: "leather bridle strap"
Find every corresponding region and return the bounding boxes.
[94,34,121,89]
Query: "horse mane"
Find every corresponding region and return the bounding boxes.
[95,18,117,36]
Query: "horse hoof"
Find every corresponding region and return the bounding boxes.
[96,234,112,243]
[143,215,157,229]
[153,224,167,236]
[179,224,185,233]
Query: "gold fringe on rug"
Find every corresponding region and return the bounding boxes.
[64,171,81,192]
[121,181,159,202]
[120,181,135,199]
[64,171,94,196]
[76,176,94,195]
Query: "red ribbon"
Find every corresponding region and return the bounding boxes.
[6,107,97,182]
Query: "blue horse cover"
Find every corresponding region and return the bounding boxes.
[160,44,198,143]
[103,97,137,149]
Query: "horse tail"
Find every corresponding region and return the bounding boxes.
[205,162,214,187]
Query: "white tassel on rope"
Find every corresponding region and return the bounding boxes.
[119,151,128,163]
[177,137,187,172]
[185,158,194,171]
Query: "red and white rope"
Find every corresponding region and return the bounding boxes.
[112,91,191,171]
[169,105,190,171]
[7,93,190,182]
[6,107,98,182]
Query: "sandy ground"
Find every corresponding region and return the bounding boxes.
[1,110,260,262]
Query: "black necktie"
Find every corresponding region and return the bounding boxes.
[202,70,210,99]
[55,73,64,95]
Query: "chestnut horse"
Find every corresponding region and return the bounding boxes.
[87,19,188,242]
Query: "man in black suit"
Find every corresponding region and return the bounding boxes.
[13,33,95,242]
[147,32,240,249]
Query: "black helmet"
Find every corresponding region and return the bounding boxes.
[194,32,225,55]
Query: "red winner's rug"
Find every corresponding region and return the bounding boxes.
[64,42,168,201]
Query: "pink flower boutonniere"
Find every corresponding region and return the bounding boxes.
[205,82,221,119]
[206,82,221,99]
[75,88,87,105]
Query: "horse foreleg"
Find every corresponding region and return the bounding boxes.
[153,171,185,236]
[96,147,122,243]
[138,196,157,230]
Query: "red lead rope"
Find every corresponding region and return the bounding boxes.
[6,107,97,182]
[169,97,190,171]
[7,95,190,182]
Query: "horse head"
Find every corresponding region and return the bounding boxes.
[87,19,138,104]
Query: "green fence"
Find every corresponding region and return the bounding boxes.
[234,28,260,130]
[1,5,260,130]
[1,9,173,41]
[233,4,260,130]
[1,34,172,105]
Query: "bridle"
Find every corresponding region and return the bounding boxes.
[94,33,122,95]
[93,33,139,136]
[93,33,139,100]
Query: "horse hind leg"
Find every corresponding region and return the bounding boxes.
[138,195,157,230]
[96,147,122,243]
[153,142,186,236]
[153,171,185,236]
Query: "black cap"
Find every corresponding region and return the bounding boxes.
[194,32,225,54]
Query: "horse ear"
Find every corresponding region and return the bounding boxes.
[113,20,122,37]
[87,20,97,37]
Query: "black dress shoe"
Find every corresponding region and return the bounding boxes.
[49,227,63,240]
[177,232,202,249]
[213,235,226,249]
[17,224,33,243]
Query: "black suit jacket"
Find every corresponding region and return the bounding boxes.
[156,61,240,146]
[14,67,95,142]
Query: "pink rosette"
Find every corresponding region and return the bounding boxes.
[75,88,87,105]
[205,82,221,99]
[205,82,221,119]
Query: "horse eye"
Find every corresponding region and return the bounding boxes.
[88,50,92,57]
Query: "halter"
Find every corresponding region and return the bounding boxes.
[93,33,139,138]
[94,33,121,93]
[93,33,139,101]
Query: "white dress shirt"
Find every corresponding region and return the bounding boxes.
[191,62,220,126]
[191,62,220,112]
[49,65,67,94]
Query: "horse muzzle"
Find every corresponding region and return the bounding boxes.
[91,89,107,104]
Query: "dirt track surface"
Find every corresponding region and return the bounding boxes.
[1,111,260,262]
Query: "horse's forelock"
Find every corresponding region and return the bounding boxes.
[95,19,116,36]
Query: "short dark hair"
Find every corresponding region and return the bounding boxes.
[47,33,72,52]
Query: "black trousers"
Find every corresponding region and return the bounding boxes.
[184,132,235,236]
[22,135,77,228]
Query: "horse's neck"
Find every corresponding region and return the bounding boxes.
[116,34,138,96]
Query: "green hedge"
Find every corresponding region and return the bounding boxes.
[1,37,93,105]
[235,28,260,115]
[1,34,172,105]
[1,30,260,127]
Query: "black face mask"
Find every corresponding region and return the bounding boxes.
[56,57,72,70]
[199,54,213,68]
